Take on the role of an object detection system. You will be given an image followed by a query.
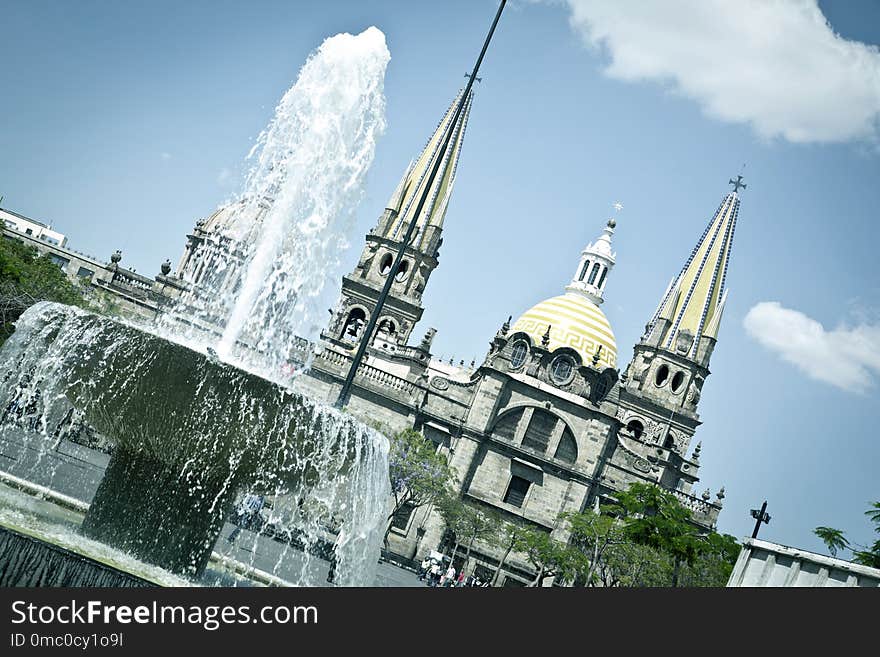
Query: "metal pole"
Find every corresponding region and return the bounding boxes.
[334,0,507,409]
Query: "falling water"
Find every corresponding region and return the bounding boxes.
[0,27,395,587]
[163,26,390,381]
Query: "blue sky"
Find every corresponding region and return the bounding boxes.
[2,0,878,555]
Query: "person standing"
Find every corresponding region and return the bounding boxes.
[444,564,456,587]
[418,556,431,581]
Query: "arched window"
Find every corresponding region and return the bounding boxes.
[587,262,601,285]
[510,341,528,369]
[597,266,608,289]
[578,260,591,282]
[394,259,410,282]
[550,355,575,385]
[523,409,558,453]
[663,433,676,450]
[492,410,523,441]
[554,427,578,463]
[671,371,685,392]
[626,419,644,441]
[342,308,366,340]
[655,364,670,387]
[377,319,397,336]
[378,253,393,275]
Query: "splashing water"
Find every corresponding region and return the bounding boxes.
[163,26,390,381]
[0,27,394,587]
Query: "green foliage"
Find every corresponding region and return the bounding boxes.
[0,237,86,344]
[812,501,880,567]
[814,526,849,557]
[384,428,453,544]
[561,484,740,587]
[437,494,501,571]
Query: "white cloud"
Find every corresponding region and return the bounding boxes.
[562,0,880,143]
[743,301,880,393]
[161,152,172,160]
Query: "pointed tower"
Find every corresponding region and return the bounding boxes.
[325,89,475,351]
[617,177,743,487]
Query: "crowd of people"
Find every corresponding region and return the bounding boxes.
[416,555,491,587]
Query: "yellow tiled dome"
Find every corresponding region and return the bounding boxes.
[511,292,617,369]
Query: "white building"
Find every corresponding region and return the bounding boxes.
[1,206,67,247]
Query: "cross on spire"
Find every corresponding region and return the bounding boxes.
[464,72,482,83]
[728,174,747,193]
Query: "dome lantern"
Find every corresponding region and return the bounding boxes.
[565,211,619,306]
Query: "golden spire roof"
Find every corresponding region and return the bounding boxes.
[383,89,474,249]
[645,185,742,357]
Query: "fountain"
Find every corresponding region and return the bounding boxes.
[0,26,392,587]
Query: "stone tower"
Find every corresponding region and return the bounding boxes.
[323,89,475,353]
[617,179,743,493]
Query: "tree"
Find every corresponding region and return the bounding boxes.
[384,428,453,548]
[814,526,849,557]
[561,506,626,586]
[1,237,86,344]
[606,483,703,586]
[490,520,529,586]
[437,495,500,574]
[519,527,579,587]
[811,501,880,568]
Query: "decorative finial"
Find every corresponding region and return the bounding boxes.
[448,355,454,365]
[160,259,172,276]
[693,441,702,460]
[716,486,725,503]
[110,249,122,264]
[499,315,511,337]
[470,359,475,368]
[592,344,603,366]
[606,201,622,229]
[728,174,747,193]
[541,325,551,348]
[702,489,711,502]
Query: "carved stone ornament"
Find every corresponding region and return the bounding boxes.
[675,329,694,355]
[430,376,449,390]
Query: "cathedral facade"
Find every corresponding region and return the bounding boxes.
[281,90,734,584]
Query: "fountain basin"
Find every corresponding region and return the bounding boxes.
[0,303,390,581]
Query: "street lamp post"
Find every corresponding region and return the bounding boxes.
[333,0,507,409]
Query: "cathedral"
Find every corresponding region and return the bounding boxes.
[265,88,735,584]
[2,88,737,586]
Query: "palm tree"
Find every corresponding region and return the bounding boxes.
[813,526,849,557]
[864,502,880,527]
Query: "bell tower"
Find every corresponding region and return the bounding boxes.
[616,178,743,491]
[324,89,474,353]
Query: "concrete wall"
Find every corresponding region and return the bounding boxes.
[728,538,880,587]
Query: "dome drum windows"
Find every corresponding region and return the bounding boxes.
[509,340,529,370]
[549,355,576,386]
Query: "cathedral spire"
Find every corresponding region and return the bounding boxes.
[382,89,474,250]
[643,180,741,360]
